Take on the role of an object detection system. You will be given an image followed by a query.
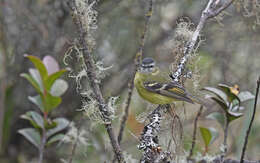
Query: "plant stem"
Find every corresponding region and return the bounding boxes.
[223,114,229,158]
[240,77,260,163]
[38,128,46,163]
[188,105,203,159]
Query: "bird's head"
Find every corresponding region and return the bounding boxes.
[139,57,159,75]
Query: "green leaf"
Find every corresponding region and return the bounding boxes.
[207,112,225,128]
[50,79,68,96]
[21,113,40,129]
[200,127,212,148]
[227,111,243,123]
[202,87,228,105]
[45,69,67,91]
[41,92,62,113]
[29,111,44,129]
[20,73,42,94]
[208,128,219,145]
[46,134,65,146]
[18,128,41,149]
[46,118,69,138]
[29,68,44,92]
[238,91,255,102]
[20,111,44,129]
[28,95,44,112]
[218,84,240,104]
[25,55,48,81]
[208,96,228,111]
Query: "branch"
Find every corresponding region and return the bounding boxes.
[117,0,153,147]
[188,105,203,159]
[170,0,236,83]
[240,76,260,163]
[138,105,170,163]
[209,0,235,18]
[112,1,153,162]
[67,1,124,162]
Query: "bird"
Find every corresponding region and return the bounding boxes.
[134,57,199,105]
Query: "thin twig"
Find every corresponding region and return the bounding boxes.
[117,0,153,145]
[240,77,260,163]
[209,0,236,18]
[68,1,124,162]
[117,82,134,145]
[188,105,203,159]
[112,2,153,162]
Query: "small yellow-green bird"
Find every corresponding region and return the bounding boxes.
[134,57,197,104]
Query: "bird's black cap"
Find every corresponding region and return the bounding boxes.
[142,58,155,67]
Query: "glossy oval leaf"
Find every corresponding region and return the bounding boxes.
[208,96,228,111]
[202,87,228,104]
[21,111,44,129]
[46,134,65,146]
[208,128,219,145]
[25,55,48,81]
[200,127,212,148]
[207,112,225,128]
[41,92,62,113]
[227,110,243,123]
[43,55,59,75]
[29,111,44,129]
[50,79,68,97]
[28,95,44,112]
[20,73,42,94]
[29,68,43,92]
[21,114,40,129]
[45,69,67,91]
[46,118,69,138]
[238,91,255,102]
[18,128,41,149]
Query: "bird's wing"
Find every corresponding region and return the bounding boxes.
[143,81,194,104]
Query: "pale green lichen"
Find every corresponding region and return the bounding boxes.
[74,0,98,51]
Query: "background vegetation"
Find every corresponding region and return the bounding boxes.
[0,0,259,162]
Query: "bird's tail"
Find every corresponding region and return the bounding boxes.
[188,94,208,107]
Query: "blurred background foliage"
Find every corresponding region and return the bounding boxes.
[0,0,259,162]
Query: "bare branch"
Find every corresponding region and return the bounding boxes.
[240,76,260,163]
[112,1,153,162]
[209,0,235,18]
[138,105,171,163]
[67,1,124,162]
[117,0,153,146]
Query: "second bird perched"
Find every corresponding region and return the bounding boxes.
[134,57,199,105]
